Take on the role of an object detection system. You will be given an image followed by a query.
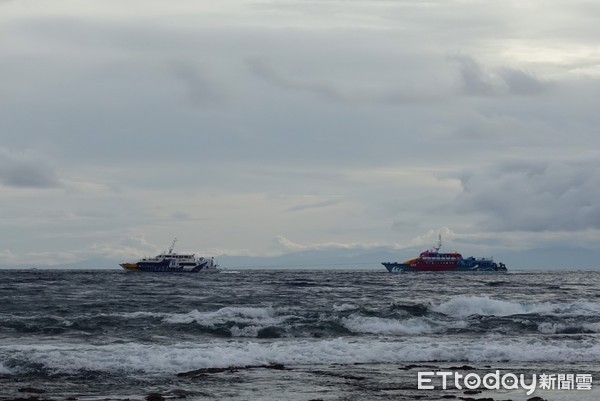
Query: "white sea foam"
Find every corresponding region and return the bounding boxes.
[0,362,12,374]
[162,307,293,337]
[164,307,274,324]
[332,303,358,312]
[341,315,437,335]
[230,325,261,337]
[2,336,599,375]
[584,322,600,332]
[538,321,600,334]
[109,311,166,319]
[431,296,600,318]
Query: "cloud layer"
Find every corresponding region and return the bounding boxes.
[456,154,600,232]
[1,0,599,266]
[0,148,60,188]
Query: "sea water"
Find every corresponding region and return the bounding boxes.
[0,269,598,400]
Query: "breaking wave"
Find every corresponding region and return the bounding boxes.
[3,298,599,339]
[2,336,599,376]
[163,306,285,325]
[430,296,600,318]
[537,321,600,334]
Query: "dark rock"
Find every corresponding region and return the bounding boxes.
[265,363,286,370]
[177,363,287,377]
[399,364,422,370]
[178,366,239,376]
[166,389,193,399]
[398,364,438,370]
[458,398,495,401]
[486,281,510,287]
[309,370,366,381]
[463,390,482,394]
[145,393,165,401]
[526,397,547,401]
[450,365,476,370]
[257,326,282,338]
[18,388,46,394]
[7,398,51,401]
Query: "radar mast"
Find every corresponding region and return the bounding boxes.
[168,237,177,254]
[431,234,442,252]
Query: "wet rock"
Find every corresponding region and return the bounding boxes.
[463,390,482,394]
[18,388,46,394]
[309,370,366,381]
[265,363,286,370]
[177,363,288,377]
[526,397,547,401]
[178,367,238,376]
[257,326,282,338]
[486,281,510,287]
[166,389,196,398]
[458,398,495,401]
[398,364,438,370]
[449,365,476,370]
[7,397,52,401]
[145,393,165,401]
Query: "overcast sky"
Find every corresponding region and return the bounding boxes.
[1,0,599,266]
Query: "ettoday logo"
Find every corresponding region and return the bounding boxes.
[418,371,593,395]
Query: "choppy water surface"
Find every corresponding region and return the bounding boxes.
[1,269,599,400]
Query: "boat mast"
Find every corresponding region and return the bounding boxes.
[432,234,442,252]
[168,237,177,254]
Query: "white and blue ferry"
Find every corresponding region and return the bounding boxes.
[120,238,219,273]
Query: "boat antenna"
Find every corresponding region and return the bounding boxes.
[168,237,177,254]
[432,233,442,252]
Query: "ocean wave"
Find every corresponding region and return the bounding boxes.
[4,301,597,339]
[538,321,600,334]
[341,315,441,335]
[332,303,358,312]
[431,296,600,318]
[0,362,12,374]
[163,306,288,326]
[2,336,599,375]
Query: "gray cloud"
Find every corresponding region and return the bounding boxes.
[247,56,355,102]
[450,55,549,96]
[454,154,600,232]
[450,55,495,95]
[170,62,227,107]
[0,148,61,188]
[246,56,444,105]
[171,211,193,221]
[498,67,548,95]
[285,199,341,213]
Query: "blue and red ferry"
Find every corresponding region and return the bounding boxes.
[383,235,507,272]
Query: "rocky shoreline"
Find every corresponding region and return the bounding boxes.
[0,363,570,401]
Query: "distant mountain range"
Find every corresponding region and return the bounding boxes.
[2,246,599,270]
